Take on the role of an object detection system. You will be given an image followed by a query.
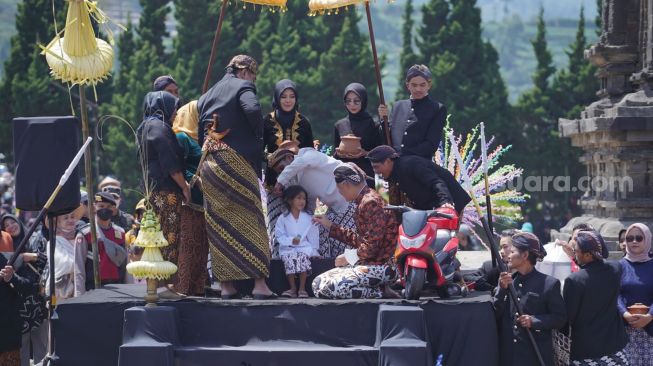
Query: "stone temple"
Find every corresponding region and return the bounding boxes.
[558,0,653,249]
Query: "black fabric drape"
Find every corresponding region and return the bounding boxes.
[54,280,498,366]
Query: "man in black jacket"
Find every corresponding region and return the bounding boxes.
[198,55,264,177]
[377,64,446,159]
[464,229,516,291]
[494,232,567,366]
[367,145,470,213]
[563,230,629,364]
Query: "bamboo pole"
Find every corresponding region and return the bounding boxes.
[448,132,545,366]
[480,122,497,267]
[202,0,230,93]
[364,1,390,146]
[364,1,400,204]
[79,85,101,289]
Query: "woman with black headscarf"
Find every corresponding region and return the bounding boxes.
[263,79,314,153]
[136,90,188,294]
[334,83,382,184]
[263,79,314,258]
[1,215,25,251]
[263,79,314,184]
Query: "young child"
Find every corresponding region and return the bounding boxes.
[275,185,319,298]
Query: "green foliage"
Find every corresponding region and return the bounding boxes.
[0,0,603,222]
[0,0,67,161]
[550,6,598,120]
[10,49,71,116]
[531,7,555,91]
[136,0,169,60]
[396,0,417,99]
[596,0,602,36]
[414,0,511,136]
[513,6,595,219]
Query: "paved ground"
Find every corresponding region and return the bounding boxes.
[457,251,492,270]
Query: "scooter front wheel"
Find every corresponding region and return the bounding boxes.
[404,267,426,300]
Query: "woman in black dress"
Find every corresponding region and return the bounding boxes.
[263,79,314,258]
[333,83,382,186]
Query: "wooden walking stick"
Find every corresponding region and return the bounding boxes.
[362,1,400,204]
[448,131,546,366]
[364,1,390,147]
[479,122,497,267]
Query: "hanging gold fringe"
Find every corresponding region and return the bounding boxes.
[308,0,392,16]
[242,0,287,12]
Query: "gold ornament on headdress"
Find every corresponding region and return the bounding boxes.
[41,0,117,88]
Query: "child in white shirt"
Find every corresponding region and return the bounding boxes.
[275,185,319,298]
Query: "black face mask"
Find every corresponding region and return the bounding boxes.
[96,208,114,221]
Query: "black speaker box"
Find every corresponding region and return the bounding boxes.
[13,116,81,215]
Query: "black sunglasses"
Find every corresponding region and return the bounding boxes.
[103,187,121,195]
[626,235,644,243]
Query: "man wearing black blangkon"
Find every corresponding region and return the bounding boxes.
[493,232,567,366]
[367,145,470,213]
[377,64,447,160]
[464,229,516,291]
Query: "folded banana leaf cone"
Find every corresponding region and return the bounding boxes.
[41,0,114,86]
[126,208,178,280]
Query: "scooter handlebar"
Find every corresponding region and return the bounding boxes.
[429,211,454,219]
[384,205,411,213]
[385,205,455,219]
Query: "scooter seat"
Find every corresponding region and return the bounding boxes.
[402,210,428,237]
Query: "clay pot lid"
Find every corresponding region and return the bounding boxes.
[627,303,650,315]
[336,134,365,159]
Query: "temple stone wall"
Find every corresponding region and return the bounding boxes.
[557,0,653,248]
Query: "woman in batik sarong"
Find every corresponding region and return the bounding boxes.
[137,91,189,293]
[312,163,399,299]
[197,55,275,300]
[618,223,653,366]
[171,100,209,296]
[263,79,314,258]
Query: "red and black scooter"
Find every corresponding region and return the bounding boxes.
[387,205,468,300]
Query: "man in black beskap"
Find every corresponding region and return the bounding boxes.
[377,64,446,159]
[367,145,471,213]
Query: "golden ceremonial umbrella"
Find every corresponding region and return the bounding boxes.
[41,0,118,290]
[309,0,392,146]
[202,0,288,93]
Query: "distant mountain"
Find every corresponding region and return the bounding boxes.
[476,0,598,22]
[0,0,600,101]
[368,0,598,101]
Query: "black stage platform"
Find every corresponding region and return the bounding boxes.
[53,284,498,366]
